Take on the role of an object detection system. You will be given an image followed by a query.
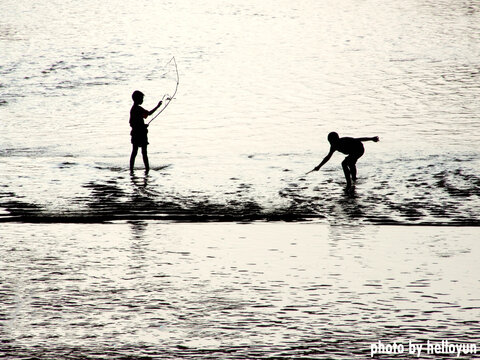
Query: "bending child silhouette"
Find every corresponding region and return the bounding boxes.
[129,90,162,173]
[309,132,379,189]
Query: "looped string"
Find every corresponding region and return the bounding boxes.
[148,56,179,125]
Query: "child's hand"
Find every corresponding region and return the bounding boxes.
[306,165,321,174]
[373,136,379,142]
[157,100,163,107]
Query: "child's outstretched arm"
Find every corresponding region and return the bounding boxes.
[308,147,335,173]
[356,136,379,142]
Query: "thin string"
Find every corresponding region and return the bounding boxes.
[148,56,179,125]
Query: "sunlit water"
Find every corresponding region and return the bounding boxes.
[1,0,480,358]
[1,223,479,359]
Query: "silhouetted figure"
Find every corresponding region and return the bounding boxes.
[129,90,162,173]
[310,132,379,189]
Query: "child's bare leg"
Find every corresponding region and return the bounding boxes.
[350,162,357,182]
[141,146,149,173]
[130,146,139,172]
[341,158,352,188]
[347,154,361,183]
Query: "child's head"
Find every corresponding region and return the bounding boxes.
[327,131,339,144]
[132,90,144,104]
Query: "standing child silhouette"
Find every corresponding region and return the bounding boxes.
[129,90,162,173]
[310,131,379,189]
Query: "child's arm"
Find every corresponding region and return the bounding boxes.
[147,100,163,116]
[356,136,379,142]
[311,147,335,172]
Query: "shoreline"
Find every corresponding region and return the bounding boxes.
[1,214,479,226]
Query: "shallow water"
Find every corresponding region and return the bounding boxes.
[1,223,479,359]
[1,0,480,224]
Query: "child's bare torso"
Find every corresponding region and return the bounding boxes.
[335,137,364,156]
